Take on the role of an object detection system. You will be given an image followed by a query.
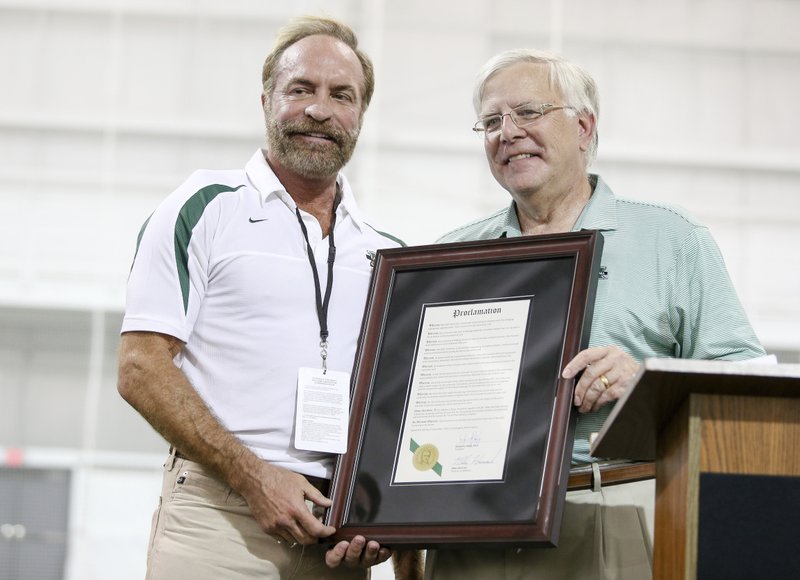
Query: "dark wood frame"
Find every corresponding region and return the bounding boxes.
[326,231,603,548]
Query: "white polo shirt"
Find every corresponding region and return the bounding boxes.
[122,150,404,478]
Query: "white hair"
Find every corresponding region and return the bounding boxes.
[473,49,599,166]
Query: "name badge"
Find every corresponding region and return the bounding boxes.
[294,367,350,454]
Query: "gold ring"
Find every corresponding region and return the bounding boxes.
[599,374,610,389]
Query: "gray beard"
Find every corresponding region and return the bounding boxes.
[265,116,359,179]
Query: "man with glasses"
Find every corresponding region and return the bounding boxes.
[425,49,768,579]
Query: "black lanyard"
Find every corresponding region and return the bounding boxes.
[295,201,337,371]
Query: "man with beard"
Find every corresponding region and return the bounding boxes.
[117,16,409,579]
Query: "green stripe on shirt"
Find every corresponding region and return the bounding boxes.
[365,223,407,247]
[174,183,245,313]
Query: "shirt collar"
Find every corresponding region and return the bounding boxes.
[498,174,616,238]
[244,149,366,231]
[498,204,523,238]
[572,174,617,232]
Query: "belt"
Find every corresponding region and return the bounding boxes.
[170,448,331,495]
[567,460,655,491]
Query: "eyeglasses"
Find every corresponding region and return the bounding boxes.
[472,103,573,138]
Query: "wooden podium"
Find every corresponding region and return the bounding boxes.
[591,358,800,580]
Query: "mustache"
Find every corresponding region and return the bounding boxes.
[279,119,353,145]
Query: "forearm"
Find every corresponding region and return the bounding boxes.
[118,331,337,543]
[117,332,258,487]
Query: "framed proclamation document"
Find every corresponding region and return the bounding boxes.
[327,230,603,548]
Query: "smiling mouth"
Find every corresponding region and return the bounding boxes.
[295,131,336,142]
[506,152,538,164]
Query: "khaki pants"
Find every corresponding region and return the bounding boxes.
[425,478,654,580]
[146,454,368,580]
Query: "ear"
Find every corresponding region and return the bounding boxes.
[576,112,596,152]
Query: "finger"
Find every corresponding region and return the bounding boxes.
[326,538,392,569]
[574,376,601,413]
[294,505,335,542]
[325,541,350,568]
[271,514,304,545]
[270,505,328,546]
[344,537,385,567]
[589,350,640,404]
[573,361,613,407]
[303,485,333,509]
[561,346,606,379]
[277,481,336,544]
[350,539,383,567]
[579,376,611,413]
[591,379,622,412]
[343,535,368,565]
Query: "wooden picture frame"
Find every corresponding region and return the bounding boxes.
[327,231,603,548]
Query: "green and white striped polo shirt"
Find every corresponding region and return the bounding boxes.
[438,174,765,464]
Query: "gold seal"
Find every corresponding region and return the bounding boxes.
[412,443,439,471]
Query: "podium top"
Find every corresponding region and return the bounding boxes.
[590,358,800,460]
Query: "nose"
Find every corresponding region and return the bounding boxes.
[304,98,332,122]
[498,113,524,142]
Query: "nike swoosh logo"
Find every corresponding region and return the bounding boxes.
[248,217,269,223]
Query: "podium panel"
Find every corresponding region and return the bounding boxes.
[697,472,800,579]
[592,359,800,580]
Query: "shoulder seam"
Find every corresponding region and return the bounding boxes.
[364,223,406,247]
[615,197,700,227]
[439,207,509,239]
